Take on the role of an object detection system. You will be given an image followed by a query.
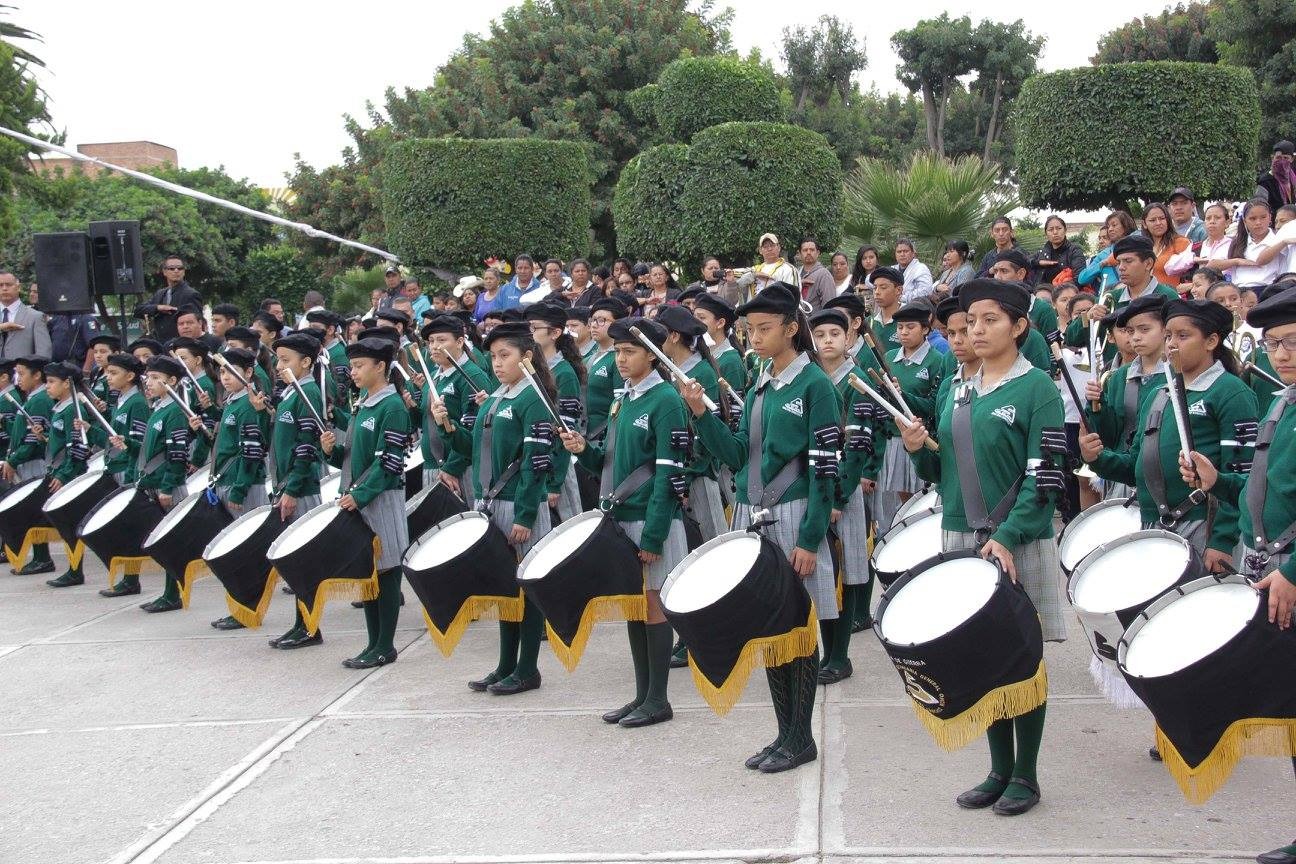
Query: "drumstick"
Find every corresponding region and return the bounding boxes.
[1244,360,1284,390]
[76,390,115,437]
[629,326,718,411]
[170,351,206,395]
[4,389,46,443]
[69,383,89,446]
[433,345,486,398]
[282,372,327,430]
[162,382,215,441]
[846,373,938,452]
[1161,361,1195,468]
[409,339,454,433]
[315,361,333,432]
[211,352,257,394]
[1047,341,1090,434]
[866,366,915,421]
[518,357,572,435]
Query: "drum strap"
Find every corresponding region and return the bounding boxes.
[1244,388,1296,564]
[1141,391,1206,527]
[478,397,521,512]
[745,384,806,525]
[598,401,655,508]
[1122,375,1141,447]
[951,389,1024,542]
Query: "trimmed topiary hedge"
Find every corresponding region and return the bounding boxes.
[653,57,784,142]
[610,144,691,261]
[1014,62,1259,210]
[381,138,591,269]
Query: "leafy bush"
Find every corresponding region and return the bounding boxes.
[238,245,327,320]
[652,57,784,142]
[1015,62,1259,209]
[381,138,591,270]
[609,144,691,260]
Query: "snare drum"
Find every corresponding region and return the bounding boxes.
[203,505,287,627]
[77,486,164,584]
[404,447,425,500]
[319,469,342,501]
[405,480,466,542]
[402,511,522,655]
[185,466,212,497]
[267,501,379,634]
[871,507,943,587]
[42,469,118,570]
[1119,574,1296,804]
[891,486,939,529]
[143,489,233,607]
[661,530,817,715]
[1057,498,1143,576]
[517,510,645,670]
[876,550,1047,750]
[0,477,58,570]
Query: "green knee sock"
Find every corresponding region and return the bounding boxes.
[32,543,52,565]
[829,595,855,668]
[159,571,180,604]
[513,596,543,679]
[356,597,380,660]
[818,618,836,666]
[626,621,648,707]
[783,651,819,752]
[1002,702,1047,800]
[642,622,673,709]
[373,568,402,655]
[857,576,875,625]
[974,718,1015,794]
[494,621,520,678]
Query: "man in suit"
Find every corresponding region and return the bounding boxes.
[0,270,52,360]
[133,255,203,342]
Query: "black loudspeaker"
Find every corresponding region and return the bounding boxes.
[33,232,94,313]
[89,220,145,295]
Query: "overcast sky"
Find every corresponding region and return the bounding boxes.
[20,0,1177,188]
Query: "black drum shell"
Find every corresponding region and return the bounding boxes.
[269,505,376,608]
[403,512,518,635]
[405,481,466,542]
[143,490,233,576]
[0,478,53,554]
[203,505,286,615]
[77,487,164,566]
[44,471,119,550]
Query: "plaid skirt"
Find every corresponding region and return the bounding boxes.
[477,497,552,560]
[360,488,409,570]
[734,499,837,620]
[686,476,728,543]
[837,486,871,586]
[871,488,902,537]
[880,439,921,494]
[1141,519,1207,557]
[942,530,1068,642]
[1104,481,1134,502]
[716,465,736,509]
[15,458,46,483]
[424,467,466,492]
[214,483,270,510]
[619,518,688,591]
[553,464,583,522]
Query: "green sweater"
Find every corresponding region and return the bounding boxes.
[546,355,582,495]
[1083,357,1164,453]
[5,387,53,468]
[1089,361,1257,553]
[184,372,220,468]
[327,385,409,509]
[88,369,114,411]
[417,358,491,478]
[1022,327,1053,374]
[442,380,553,529]
[0,385,19,458]
[887,341,942,435]
[712,340,748,395]
[822,358,877,506]
[912,355,1064,548]
[573,372,688,553]
[211,392,270,504]
[270,379,324,498]
[584,346,622,439]
[1029,295,1058,336]
[1219,389,1296,585]
[47,398,90,483]
[695,352,838,552]
[88,388,148,480]
[678,353,721,479]
[136,398,191,494]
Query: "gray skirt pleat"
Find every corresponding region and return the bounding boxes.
[941,529,1068,643]
[686,476,728,543]
[619,518,688,591]
[215,482,270,510]
[15,459,46,483]
[733,499,837,619]
[477,497,552,560]
[554,463,583,522]
[837,486,871,586]
[880,439,920,494]
[361,488,409,570]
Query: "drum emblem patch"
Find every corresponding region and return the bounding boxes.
[992,405,1016,425]
[900,667,945,711]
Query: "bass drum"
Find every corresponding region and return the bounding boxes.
[86,451,107,473]
[405,480,466,542]
[185,466,211,497]
[203,505,288,627]
[404,447,425,500]
[77,486,164,581]
[267,500,377,634]
[143,489,233,607]
[871,506,943,587]
[42,469,119,568]
[319,469,342,501]
[891,486,939,530]
[0,477,55,569]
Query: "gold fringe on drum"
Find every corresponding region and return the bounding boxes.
[545,592,647,673]
[296,536,382,636]
[224,568,280,630]
[106,556,156,587]
[909,661,1049,752]
[687,604,819,717]
[422,590,525,657]
[66,539,86,571]
[177,560,212,609]
[1154,718,1296,805]
[3,527,61,571]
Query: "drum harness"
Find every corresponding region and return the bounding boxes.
[1140,390,1208,528]
[951,387,1026,546]
[744,381,806,533]
[595,396,672,514]
[475,394,528,518]
[1243,387,1296,575]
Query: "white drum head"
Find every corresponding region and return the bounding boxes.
[1072,533,1189,614]
[320,470,342,501]
[186,467,211,496]
[204,506,274,559]
[0,478,42,512]
[405,448,424,471]
[44,470,108,512]
[518,510,601,581]
[81,487,136,534]
[874,508,943,574]
[87,451,106,472]
[662,533,761,613]
[1060,501,1143,572]
[407,513,490,569]
[145,490,203,546]
[879,556,999,645]
[268,502,339,559]
[892,488,939,528]
[1124,582,1258,677]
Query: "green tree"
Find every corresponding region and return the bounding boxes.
[650,57,783,142]
[0,3,45,68]
[970,19,1043,164]
[0,6,52,240]
[1209,0,1296,159]
[239,244,327,320]
[1092,3,1219,64]
[782,15,867,112]
[892,13,980,158]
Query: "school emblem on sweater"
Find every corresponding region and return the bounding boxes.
[782,398,804,417]
[916,368,929,380]
[152,419,163,431]
[278,410,293,423]
[1188,401,1208,417]
[224,415,237,426]
[633,413,650,431]
[361,417,376,431]
[497,406,514,419]
[595,366,609,377]
[442,383,455,395]
[992,405,1017,425]
[115,414,127,424]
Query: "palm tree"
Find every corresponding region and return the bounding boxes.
[842,152,1014,267]
[0,4,44,68]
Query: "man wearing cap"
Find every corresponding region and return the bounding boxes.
[1168,187,1206,243]
[797,238,838,312]
[1089,236,1182,329]
[731,233,798,300]
[1256,140,1296,215]
[380,266,405,311]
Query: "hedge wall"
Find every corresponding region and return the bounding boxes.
[610,144,691,260]
[1015,62,1260,210]
[653,57,784,142]
[381,138,591,269]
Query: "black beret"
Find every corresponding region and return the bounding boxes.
[1113,235,1155,260]
[305,309,343,328]
[994,248,1032,272]
[934,295,963,326]
[0,358,14,376]
[86,333,120,351]
[871,267,903,286]
[1114,294,1168,328]
[1163,297,1232,338]
[565,305,592,322]
[167,336,209,357]
[356,326,401,345]
[590,296,630,319]
[147,355,186,380]
[211,303,241,319]
[808,308,850,331]
[482,321,533,351]
[252,311,285,332]
[1260,279,1296,302]
[43,361,82,383]
[1247,285,1296,331]
[958,278,1031,318]
[375,308,411,327]
[272,333,322,360]
[656,304,706,337]
[13,356,48,374]
[220,348,256,370]
[346,337,397,364]
[127,338,164,356]
[893,300,934,324]
[675,286,705,305]
[523,302,567,329]
[609,317,667,348]
[420,315,466,340]
[692,292,734,323]
[737,282,800,317]
[824,293,866,319]
[222,327,259,346]
[105,352,144,378]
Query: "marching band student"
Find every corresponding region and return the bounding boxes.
[901,278,1068,816]
[566,306,597,364]
[127,337,163,365]
[868,267,904,352]
[682,281,838,774]
[931,296,982,405]
[876,301,942,529]
[259,333,328,651]
[203,348,271,631]
[824,293,877,375]
[305,310,354,435]
[2,357,54,575]
[222,326,275,396]
[525,302,586,521]
[320,335,411,669]
[169,337,220,468]
[1080,298,1258,569]
[434,321,555,695]
[692,293,749,396]
[41,362,93,588]
[559,317,691,727]
[137,356,195,614]
[85,334,120,413]
[81,353,150,597]
[251,311,285,362]
[0,359,16,494]
[419,314,491,495]
[584,297,627,443]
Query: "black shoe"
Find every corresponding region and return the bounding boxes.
[758,741,818,773]
[210,616,245,631]
[276,630,322,650]
[1149,746,1163,762]
[745,744,778,770]
[602,701,639,724]
[619,701,673,728]
[268,628,297,648]
[342,649,397,669]
[468,671,503,692]
[487,672,541,695]
[141,597,182,613]
[1257,844,1296,864]
[13,559,56,576]
[956,772,1009,809]
[350,600,364,608]
[46,571,84,588]
[991,777,1041,816]
[670,646,688,668]
[817,659,853,685]
[850,615,873,634]
[100,581,141,597]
